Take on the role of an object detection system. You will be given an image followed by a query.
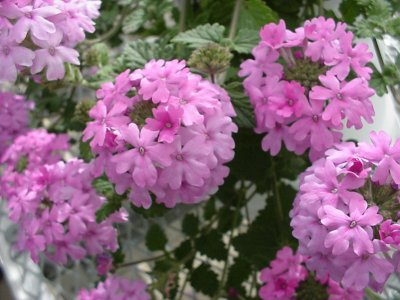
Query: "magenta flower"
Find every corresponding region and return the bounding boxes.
[259,20,286,49]
[7,4,60,42]
[95,253,113,276]
[359,131,400,185]
[0,31,34,82]
[145,105,183,143]
[289,100,342,152]
[304,17,346,62]
[300,158,365,207]
[0,0,101,82]
[342,250,393,291]
[31,30,80,80]
[78,276,150,300]
[327,32,373,80]
[137,59,188,103]
[310,74,366,126]
[83,100,130,147]
[261,123,296,156]
[17,220,46,263]
[269,81,307,118]
[158,137,211,190]
[379,220,400,246]
[112,124,173,187]
[238,43,283,84]
[321,199,383,255]
[240,17,374,160]
[84,61,236,208]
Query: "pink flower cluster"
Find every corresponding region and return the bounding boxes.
[290,131,400,292]
[83,60,237,208]
[0,129,127,264]
[0,0,101,82]
[259,246,363,300]
[78,276,150,300]
[239,17,375,161]
[0,91,33,156]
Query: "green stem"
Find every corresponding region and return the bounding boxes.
[84,5,137,46]
[228,0,242,40]
[318,0,324,16]
[179,0,188,33]
[213,181,245,299]
[177,271,189,300]
[117,253,167,269]
[271,157,284,241]
[372,38,400,103]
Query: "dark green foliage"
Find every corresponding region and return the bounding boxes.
[232,184,298,269]
[190,264,219,296]
[226,257,253,293]
[145,223,168,251]
[131,201,170,219]
[195,229,227,260]
[182,213,200,237]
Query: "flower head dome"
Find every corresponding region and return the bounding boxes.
[83,60,237,208]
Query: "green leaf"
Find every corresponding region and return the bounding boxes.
[226,257,252,292]
[116,39,175,71]
[232,29,259,54]
[96,200,123,223]
[387,17,400,38]
[174,239,194,269]
[370,64,388,96]
[79,139,94,163]
[232,184,297,269]
[172,23,226,48]
[93,177,115,199]
[145,223,168,251]
[238,0,278,32]
[112,247,125,267]
[224,82,255,128]
[190,264,219,296]
[227,128,271,193]
[204,197,217,220]
[339,0,363,23]
[16,155,28,173]
[122,8,146,33]
[131,201,169,218]
[217,206,242,232]
[382,63,400,86]
[182,213,199,237]
[195,229,227,260]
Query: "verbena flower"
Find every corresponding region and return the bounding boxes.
[0,130,127,265]
[83,59,237,208]
[259,246,363,300]
[240,17,374,161]
[290,131,400,292]
[0,0,101,82]
[0,91,33,156]
[78,276,150,300]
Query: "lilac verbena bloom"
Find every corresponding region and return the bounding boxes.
[83,60,237,208]
[240,17,375,161]
[0,0,100,81]
[78,276,150,300]
[290,131,400,292]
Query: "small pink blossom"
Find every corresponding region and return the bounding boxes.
[145,105,183,143]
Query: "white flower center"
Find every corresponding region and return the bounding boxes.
[349,220,357,228]
[48,47,56,56]
[139,147,145,155]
